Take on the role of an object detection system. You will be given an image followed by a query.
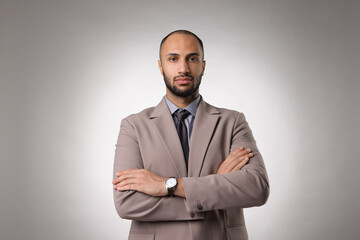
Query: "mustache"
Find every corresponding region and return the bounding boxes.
[174,74,193,80]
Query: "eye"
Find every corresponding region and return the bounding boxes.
[169,57,177,62]
[188,56,199,62]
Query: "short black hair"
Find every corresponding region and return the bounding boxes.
[159,30,204,60]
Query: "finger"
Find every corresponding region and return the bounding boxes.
[226,155,248,171]
[218,147,251,173]
[223,148,244,165]
[117,169,146,179]
[229,147,244,157]
[115,169,136,176]
[229,148,251,160]
[231,156,249,172]
[218,157,242,174]
[112,175,123,184]
[117,169,141,175]
[240,148,252,156]
[224,150,253,171]
[113,175,127,185]
[119,171,149,185]
[116,176,148,192]
[113,176,126,185]
[218,155,246,174]
[115,170,130,177]
[113,170,142,185]
[233,146,244,152]
[225,149,251,166]
[116,177,140,190]
[116,183,134,191]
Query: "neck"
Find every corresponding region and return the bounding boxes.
[166,90,199,109]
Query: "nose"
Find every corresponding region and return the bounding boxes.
[178,59,190,74]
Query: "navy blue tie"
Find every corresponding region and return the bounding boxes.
[174,110,190,167]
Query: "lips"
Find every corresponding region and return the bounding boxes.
[175,76,192,84]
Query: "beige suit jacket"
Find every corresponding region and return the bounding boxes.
[113,97,269,240]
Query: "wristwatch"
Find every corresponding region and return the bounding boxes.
[165,177,177,197]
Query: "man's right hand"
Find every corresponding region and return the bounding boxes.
[217,147,253,174]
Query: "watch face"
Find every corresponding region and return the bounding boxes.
[166,178,177,188]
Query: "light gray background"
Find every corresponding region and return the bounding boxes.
[1,0,359,239]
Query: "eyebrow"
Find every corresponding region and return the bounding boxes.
[166,52,200,56]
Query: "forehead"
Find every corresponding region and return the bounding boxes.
[161,33,202,56]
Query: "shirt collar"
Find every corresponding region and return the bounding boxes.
[164,95,201,117]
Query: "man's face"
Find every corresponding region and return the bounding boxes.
[158,33,206,98]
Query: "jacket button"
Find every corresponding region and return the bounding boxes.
[198,205,203,210]
[190,212,195,218]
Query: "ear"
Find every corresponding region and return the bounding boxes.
[201,60,206,76]
[158,60,163,75]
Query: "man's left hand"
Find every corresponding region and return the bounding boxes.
[112,169,167,197]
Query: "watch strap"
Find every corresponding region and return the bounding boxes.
[167,186,175,197]
[166,177,177,197]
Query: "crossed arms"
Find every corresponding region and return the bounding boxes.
[112,146,253,197]
[112,112,269,221]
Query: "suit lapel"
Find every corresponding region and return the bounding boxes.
[188,99,221,177]
[150,99,188,177]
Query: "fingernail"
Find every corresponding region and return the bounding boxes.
[240,146,244,150]
[249,153,253,157]
[247,148,251,152]
[117,187,121,190]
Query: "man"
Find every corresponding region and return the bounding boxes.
[112,30,269,240]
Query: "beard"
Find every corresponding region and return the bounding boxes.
[163,71,202,98]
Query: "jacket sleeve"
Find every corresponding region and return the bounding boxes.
[182,112,270,213]
[113,118,204,221]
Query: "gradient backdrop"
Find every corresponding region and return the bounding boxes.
[1,0,359,239]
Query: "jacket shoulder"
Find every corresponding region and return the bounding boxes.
[122,106,156,124]
[204,101,245,120]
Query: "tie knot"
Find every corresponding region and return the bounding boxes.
[174,109,190,122]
